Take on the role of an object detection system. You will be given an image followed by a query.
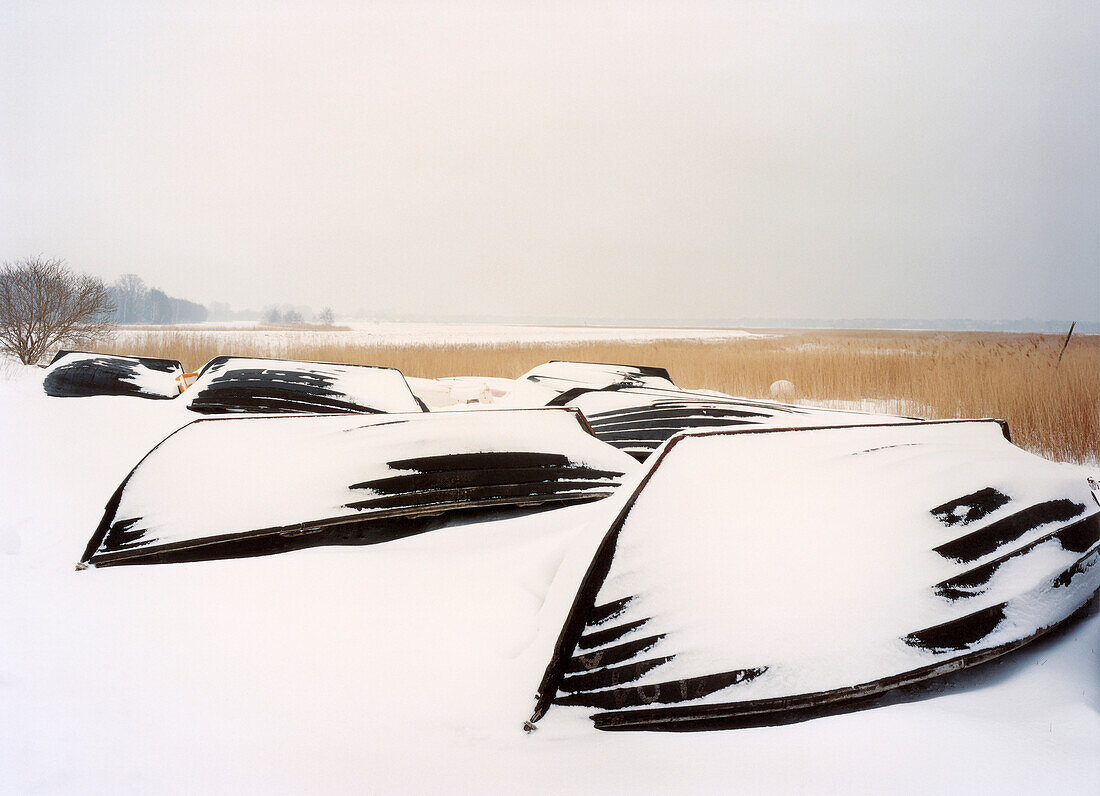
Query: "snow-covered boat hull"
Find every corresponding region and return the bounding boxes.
[520,361,677,394]
[80,409,638,568]
[184,356,426,415]
[529,420,1100,731]
[550,384,909,460]
[43,351,185,399]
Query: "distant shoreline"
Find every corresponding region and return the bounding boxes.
[122,318,1097,335]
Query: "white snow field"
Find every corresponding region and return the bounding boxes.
[111,321,766,357]
[1,363,1098,794]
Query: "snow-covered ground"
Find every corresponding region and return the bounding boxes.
[1,364,1097,794]
[111,321,766,351]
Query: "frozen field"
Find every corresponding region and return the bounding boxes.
[1,363,1097,794]
[111,321,765,352]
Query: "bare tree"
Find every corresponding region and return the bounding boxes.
[147,288,172,324]
[0,256,115,364]
[111,273,147,323]
[318,307,335,326]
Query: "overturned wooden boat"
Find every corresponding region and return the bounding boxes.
[520,361,678,395]
[42,351,186,399]
[549,384,911,460]
[527,420,1099,731]
[183,356,427,415]
[69,355,1097,728]
[79,408,638,568]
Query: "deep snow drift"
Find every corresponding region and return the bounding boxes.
[1,363,1097,794]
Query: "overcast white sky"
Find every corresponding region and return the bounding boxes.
[2,1,1097,322]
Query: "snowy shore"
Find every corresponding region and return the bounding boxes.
[0,363,1096,794]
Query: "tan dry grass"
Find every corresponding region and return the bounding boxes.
[99,328,1100,464]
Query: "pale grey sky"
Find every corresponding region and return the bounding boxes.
[2,1,1097,322]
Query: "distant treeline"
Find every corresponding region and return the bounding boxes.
[109,274,207,324]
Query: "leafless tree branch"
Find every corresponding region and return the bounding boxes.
[0,256,115,364]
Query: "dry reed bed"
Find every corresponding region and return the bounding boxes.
[100,328,1100,464]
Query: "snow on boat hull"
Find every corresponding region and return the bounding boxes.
[43,351,185,399]
[184,356,426,415]
[79,409,638,568]
[528,420,1100,731]
[550,383,910,460]
[590,601,1097,731]
[520,361,677,394]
